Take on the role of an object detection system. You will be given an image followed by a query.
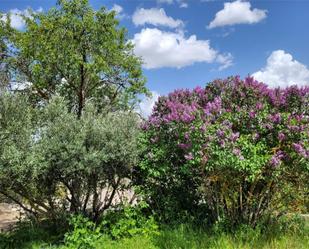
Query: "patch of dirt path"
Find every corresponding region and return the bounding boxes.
[0,203,21,232]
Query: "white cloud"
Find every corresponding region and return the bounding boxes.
[157,0,189,8]
[216,53,233,70]
[1,9,29,29]
[208,0,267,29]
[157,0,174,4]
[138,91,160,118]
[110,4,127,20]
[179,2,188,8]
[132,8,183,28]
[131,28,232,69]
[1,8,43,30]
[252,50,309,88]
[111,4,123,14]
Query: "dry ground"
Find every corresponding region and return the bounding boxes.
[0,203,21,232]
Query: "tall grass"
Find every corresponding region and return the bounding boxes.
[1,219,308,249]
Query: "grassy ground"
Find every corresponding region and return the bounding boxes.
[99,227,309,249]
[24,230,309,249]
[1,221,308,249]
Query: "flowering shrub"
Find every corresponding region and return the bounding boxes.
[138,76,309,226]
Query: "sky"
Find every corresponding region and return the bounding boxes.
[1,0,309,116]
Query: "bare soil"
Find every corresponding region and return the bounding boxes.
[0,203,21,232]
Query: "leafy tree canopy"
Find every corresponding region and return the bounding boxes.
[2,0,147,116]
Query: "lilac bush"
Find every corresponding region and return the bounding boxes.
[138,76,309,226]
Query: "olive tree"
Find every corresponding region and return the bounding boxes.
[0,16,11,90]
[0,93,141,221]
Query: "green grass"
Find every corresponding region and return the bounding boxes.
[48,228,309,249]
[21,234,309,249]
[1,219,308,249]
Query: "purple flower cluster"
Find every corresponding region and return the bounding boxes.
[178,143,191,150]
[145,76,309,130]
[270,150,285,168]
[204,97,222,116]
[269,113,282,124]
[143,76,309,170]
[292,143,309,158]
[278,132,285,141]
[230,132,240,142]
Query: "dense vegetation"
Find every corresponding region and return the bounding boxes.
[0,0,308,248]
[138,76,309,226]
[0,94,140,221]
[0,0,147,115]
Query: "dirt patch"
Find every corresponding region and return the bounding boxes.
[0,203,22,232]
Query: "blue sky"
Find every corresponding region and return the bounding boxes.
[1,0,309,115]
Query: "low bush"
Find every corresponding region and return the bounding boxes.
[101,203,159,239]
[63,215,103,249]
[60,203,158,248]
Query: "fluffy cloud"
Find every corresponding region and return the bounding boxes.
[1,8,43,29]
[132,8,183,28]
[131,28,232,69]
[208,0,267,29]
[138,91,160,118]
[252,50,309,88]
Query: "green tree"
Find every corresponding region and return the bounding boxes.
[4,0,147,116]
[0,93,36,213]
[0,93,141,221]
[0,15,11,90]
[0,0,146,222]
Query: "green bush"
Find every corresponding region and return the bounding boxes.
[63,215,103,249]
[101,203,159,239]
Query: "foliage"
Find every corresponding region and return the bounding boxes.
[63,215,102,249]
[0,93,141,221]
[1,218,308,249]
[101,202,159,239]
[0,218,66,249]
[2,0,147,116]
[138,76,309,226]
[50,204,158,248]
[0,15,11,89]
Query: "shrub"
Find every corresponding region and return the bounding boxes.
[63,215,103,249]
[62,204,158,248]
[0,93,141,221]
[138,76,309,226]
[101,202,159,239]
